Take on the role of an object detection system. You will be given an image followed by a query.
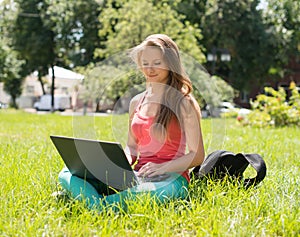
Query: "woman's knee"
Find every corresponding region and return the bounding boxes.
[58,167,71,186]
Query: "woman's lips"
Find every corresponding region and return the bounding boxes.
[147,74,157,78]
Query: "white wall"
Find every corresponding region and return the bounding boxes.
[0,82,11,104]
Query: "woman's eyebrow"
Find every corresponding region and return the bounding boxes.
[141,58,162,62]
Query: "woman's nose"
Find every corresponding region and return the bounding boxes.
[146,65,155,72]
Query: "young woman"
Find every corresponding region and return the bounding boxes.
[58,34,205,211]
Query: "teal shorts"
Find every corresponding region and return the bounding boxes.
[58,167,189,211]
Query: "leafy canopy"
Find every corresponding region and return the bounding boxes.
[96,0,206,63]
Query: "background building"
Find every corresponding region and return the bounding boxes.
[0,66,84,109]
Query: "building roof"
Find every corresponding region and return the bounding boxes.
[47,66,84,80]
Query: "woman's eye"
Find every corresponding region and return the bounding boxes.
[154,61,161,66]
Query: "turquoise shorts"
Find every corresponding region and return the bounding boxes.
[58,167,189,211]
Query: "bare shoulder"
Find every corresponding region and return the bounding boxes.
[129,91,146,114]
[131,91,145,103]
[180,94,200,110]
[130,91,146,107]
[179,94,201,118]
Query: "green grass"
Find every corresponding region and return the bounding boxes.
[0,109,299,236]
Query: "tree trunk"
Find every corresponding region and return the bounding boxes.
[51,65,55,113]
[10,95,18,109]
[38,70,46,95]
[83,101,88,115]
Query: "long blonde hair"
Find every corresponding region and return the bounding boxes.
[131,34,193,133]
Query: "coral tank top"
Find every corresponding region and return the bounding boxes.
[131,95,189,181]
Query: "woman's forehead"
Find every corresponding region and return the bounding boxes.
[140,47,163,61]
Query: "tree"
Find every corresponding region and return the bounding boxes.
[200,0,284,92]
[77,52,145,114]
[42,0,105,112]
[0,0,26,108]
[264,0,300,68]
[10,0,103,111]
[171,0,207,27]
[0,44,25,108]
[81,0,235,114]
[12,0,55,95]
[43,0,104,67]
[183,52,235,108]
[78,0,207,112]
[96,0,205,62]
[0,1,13,76]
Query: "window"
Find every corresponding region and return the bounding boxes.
[240,90,249,103]
[61,87,68,94]
[26,85,35,95]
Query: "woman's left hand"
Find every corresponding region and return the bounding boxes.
[137,162,166,177]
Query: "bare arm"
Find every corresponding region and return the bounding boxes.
[124,92,145,165]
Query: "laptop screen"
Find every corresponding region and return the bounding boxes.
[50,135,137,190]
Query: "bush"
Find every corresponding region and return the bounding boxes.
[240,82,300,127]
[221,110,238,118]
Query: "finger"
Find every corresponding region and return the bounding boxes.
[137,166,148,176]
[139,163,151,172]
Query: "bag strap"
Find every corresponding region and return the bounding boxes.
[191,150,234,177]
[242,153,267,188]
[199,150,235,176]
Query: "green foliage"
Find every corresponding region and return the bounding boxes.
[193,73,235,108]
[78,50,235,112]
[1,0,299,116]
[221,110,238,119]
[0,43,25,108]
[43,0,103,66]
[0,0,25,107]
[265,0,300,58]
[201,0,284,91]
[8,0,56,96]
[241,83,300,127]
[2,0,299,109]
[105,69,145,101]
[0,111,299,236]
[172,0,207,26]
[13,0,55,73]
[76,52,145,113]
[96,0,205,63]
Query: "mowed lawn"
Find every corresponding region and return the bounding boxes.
[0,109,299,236]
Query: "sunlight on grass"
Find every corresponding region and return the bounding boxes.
[0,110,299,236]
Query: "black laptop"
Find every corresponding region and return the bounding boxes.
[50,135,172,190]
[50,135,138,190]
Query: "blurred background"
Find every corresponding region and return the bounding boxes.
[0,0,299,116]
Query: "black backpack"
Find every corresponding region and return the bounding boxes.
[190,150,267,188]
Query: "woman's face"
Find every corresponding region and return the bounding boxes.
[140,47,169,84]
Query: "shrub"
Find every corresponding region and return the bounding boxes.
[240,82,300,127]
[221,110,238,118]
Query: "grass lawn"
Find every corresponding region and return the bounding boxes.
[0,109,299,236]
